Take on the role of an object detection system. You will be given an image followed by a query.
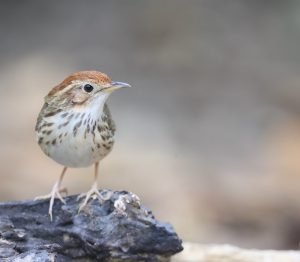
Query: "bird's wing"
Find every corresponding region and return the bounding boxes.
[103,103,116,135]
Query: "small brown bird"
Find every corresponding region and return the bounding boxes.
[35,71,130,220]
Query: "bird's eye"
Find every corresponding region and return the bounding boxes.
[83,84,94,93]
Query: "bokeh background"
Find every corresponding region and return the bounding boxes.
[1,0,300,250]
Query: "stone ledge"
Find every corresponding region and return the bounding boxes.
[0,190,183,261]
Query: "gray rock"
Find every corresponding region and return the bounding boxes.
[0,190,183,261]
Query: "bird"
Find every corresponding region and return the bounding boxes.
[35,70,131,220]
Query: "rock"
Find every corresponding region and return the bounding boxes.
[0,190,183,261]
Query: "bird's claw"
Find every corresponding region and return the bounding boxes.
[35,184,68,221]
[35,187,68,202]
[78,184,111,213]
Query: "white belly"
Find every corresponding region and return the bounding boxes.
[38,115,114,168]
[48,132,110,168]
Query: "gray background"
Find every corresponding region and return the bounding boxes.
[1,0,300,249]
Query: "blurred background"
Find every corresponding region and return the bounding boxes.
[1,0,300,250]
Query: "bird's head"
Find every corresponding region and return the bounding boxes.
[46,71,130,109]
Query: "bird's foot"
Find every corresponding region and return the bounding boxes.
[35,183,68,221]
[77,183,111,213]
[35,187,68,201]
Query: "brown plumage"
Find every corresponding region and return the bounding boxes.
[48,71,112,97]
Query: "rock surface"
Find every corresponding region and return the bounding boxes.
[0,190,183,261]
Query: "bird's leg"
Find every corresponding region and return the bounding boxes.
[78,162,110,212]
[35,167,68,221]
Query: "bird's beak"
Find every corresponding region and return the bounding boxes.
[103,81,131,93]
